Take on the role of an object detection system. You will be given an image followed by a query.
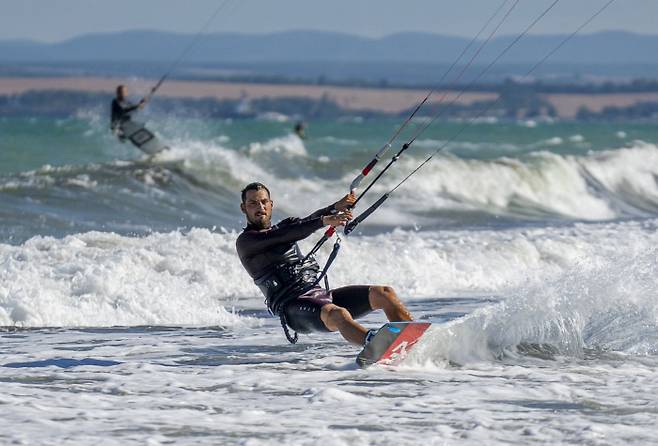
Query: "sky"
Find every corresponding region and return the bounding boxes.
[1,0,656,43]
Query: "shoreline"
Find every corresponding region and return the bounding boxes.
[2,76,658,119]
[0,76,495,115]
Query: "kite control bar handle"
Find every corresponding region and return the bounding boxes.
[344,194,389,235]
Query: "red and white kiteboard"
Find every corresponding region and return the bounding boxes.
[356,322,432,368]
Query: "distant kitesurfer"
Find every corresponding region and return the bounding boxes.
[236,182,413,346]
[294,121,306,140]
[110,85,147,141]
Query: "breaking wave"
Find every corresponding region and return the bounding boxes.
[408,245,658,366]
[3,115,658,241]
[1,219,657,328]
[356,141,658,223]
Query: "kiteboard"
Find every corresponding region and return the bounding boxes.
[119,120,168,155]
[356,322,431,368]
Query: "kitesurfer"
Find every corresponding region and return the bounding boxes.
[236,182,413,346]
[110,85,147,140]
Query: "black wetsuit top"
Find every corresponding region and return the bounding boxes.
[236,205,334,314]
[111,98,140,130]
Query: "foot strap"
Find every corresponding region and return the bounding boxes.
[279,311,298,344]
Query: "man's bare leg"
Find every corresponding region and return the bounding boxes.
[369,286,413,322]
[321,304,368,345]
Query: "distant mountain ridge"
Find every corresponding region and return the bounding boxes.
[1,30,657,65]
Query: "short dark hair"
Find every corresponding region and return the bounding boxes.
[241,182,270,203]
[116,85,126,97]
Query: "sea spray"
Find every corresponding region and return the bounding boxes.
[407,246,658,365]
[2,219,658,328]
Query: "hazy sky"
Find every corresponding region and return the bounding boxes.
[1,0,656,42]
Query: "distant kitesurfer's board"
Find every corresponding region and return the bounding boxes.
[119,120,168,155]
[356,322,431,368]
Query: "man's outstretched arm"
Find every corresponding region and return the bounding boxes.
[237,213,351,259]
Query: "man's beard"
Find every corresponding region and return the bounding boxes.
[248,214,271,230]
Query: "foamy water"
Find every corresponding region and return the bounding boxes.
[2,117,658,444]
[2,219,657,328]
[5,123,658,245]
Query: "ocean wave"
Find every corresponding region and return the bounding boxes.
[533,136,563,147]
[407,245,658,366]
[412,138,524,153]
[357,141,658,222]
[1,219,657,327]
[0,229,257,327]
[256,112,291,122]
[246,134,307,157]
[160,138,658,223]
[316,136,359,146]
[4,136,658,238]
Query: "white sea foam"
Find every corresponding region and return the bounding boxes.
[0,230,257,327]
[413,138,524,154]
[363,142,658,221]
[256,112,291,122]
[159,137,658,222]
[5,137,658,225]
[1,219,656,328]
[2,324,657,445]
[65,174,97,189]
[2,223,657,445]
[136,139,658,224]
[317,136,359,146]
[408,245,658,366]
[246,134,308,157]
[538,136,564,146]
[4,116,658,445]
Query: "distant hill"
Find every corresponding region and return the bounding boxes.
[1,30,657,65]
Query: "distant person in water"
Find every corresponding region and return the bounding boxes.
[294,121,307,140]
[110,85,147,140]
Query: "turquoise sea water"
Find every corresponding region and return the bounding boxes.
[3,112,658,444]
[2,114,658,243]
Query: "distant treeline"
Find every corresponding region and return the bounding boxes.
[0,89,514,120]
[527,79,658,94]
[1,85,657,121]
[576,102,658,121]
[0,90,371,120]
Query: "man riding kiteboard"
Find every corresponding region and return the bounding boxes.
[110,85,147,141]
[236,182,413,346]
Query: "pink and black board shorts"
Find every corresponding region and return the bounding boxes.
[283,285,373,333]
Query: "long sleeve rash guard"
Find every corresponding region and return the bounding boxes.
[111,99,140,129]
[236,204,334,313]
